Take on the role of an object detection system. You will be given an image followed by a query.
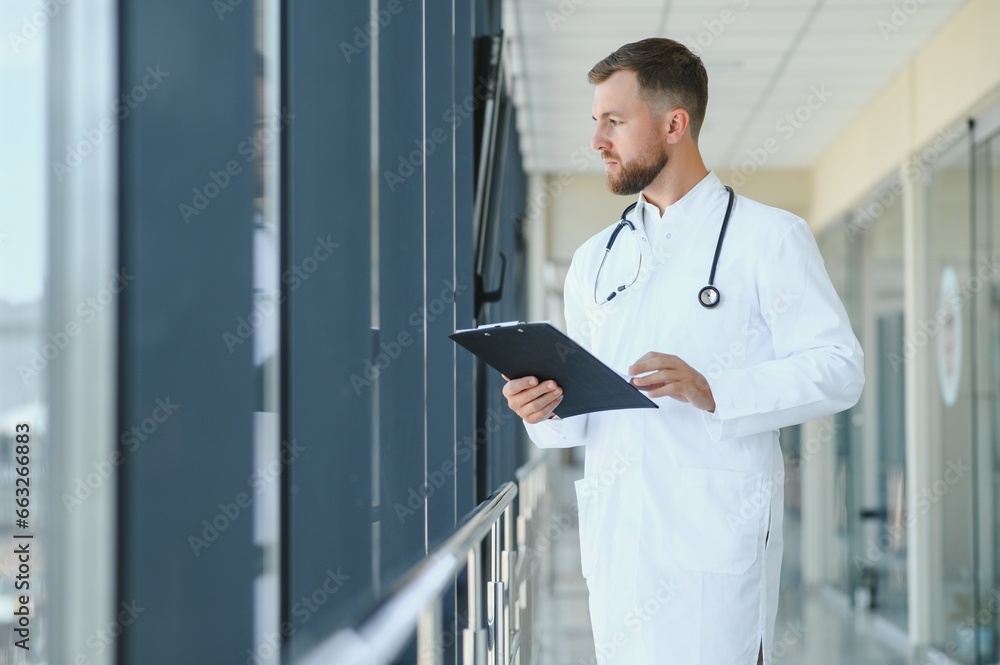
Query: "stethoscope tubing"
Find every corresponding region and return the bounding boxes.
[707,186,735,287]
[597,185,735,308]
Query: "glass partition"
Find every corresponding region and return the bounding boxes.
[817,179,906,629]
[859,180,907,630]
[0,4,50,661]
[816,215,864,598]
[970,124,1000,665]
[2,2,118,662]
[924,125,980,662]
[986,129,1000,665]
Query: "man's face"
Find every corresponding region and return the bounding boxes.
[590,70,668,196]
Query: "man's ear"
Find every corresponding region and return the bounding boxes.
[662,107,690,145]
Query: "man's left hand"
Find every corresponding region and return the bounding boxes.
[628,352,716,412]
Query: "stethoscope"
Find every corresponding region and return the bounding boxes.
[593,185,736,308]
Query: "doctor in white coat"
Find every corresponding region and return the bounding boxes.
[502,39,864,665]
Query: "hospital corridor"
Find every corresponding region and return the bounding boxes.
[536,458,927,665]
[3,0,1000,664]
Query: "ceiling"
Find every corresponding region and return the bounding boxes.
[503,0,970,174]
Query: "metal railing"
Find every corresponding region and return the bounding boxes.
[303,454,550,665]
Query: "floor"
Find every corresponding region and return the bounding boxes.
[531,460,949,665]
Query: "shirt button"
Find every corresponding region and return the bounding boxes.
[666,234,671,239]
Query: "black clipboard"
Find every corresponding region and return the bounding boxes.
[450,321,658,418]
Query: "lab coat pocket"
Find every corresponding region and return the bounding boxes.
[574,478,601,579]
[673,468,763,575]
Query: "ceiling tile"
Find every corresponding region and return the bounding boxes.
[508,0,971,172]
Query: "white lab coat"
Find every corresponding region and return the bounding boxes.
[525,171,863,665]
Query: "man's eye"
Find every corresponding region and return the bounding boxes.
[609,119,622,127]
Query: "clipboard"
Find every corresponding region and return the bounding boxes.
[450,321,658,418]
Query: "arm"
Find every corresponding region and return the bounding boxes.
[701,219,864,441]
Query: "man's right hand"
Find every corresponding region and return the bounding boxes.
[501,375,564,424]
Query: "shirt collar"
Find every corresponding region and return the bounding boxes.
[635,170,725,223]
[635,191,662,224]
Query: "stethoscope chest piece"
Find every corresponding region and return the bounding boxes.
[698,285,720,308]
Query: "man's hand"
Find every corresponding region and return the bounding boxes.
[628,352,716,412]
[501,375,563,424]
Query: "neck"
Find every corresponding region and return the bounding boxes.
[640,148,709,215]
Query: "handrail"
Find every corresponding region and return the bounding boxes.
[441,482,518,568]
[302,454,551,665]
[301,483,519,665]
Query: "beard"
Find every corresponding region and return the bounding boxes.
[604,144,668,196]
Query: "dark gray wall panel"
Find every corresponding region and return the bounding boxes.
[455,0,478,525]
[282,0,374,657]
[117,2,256,662]
[377,0,427,580]
[424,0,458,548]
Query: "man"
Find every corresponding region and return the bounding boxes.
[502,39,864,665]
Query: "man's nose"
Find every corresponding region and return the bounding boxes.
[591,127,608,153]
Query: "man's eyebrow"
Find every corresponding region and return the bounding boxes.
[592,111,624,121]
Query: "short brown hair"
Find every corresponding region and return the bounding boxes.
[588,38,709,141]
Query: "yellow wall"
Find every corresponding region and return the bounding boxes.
[810,0,1000,233]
